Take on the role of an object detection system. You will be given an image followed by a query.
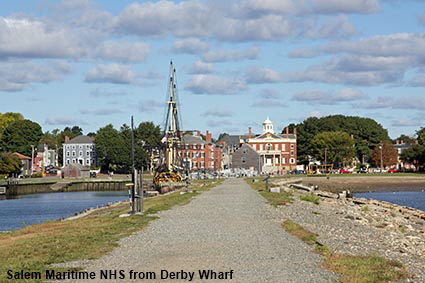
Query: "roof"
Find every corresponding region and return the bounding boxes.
[181,134,209,145]
[13,152,31,160]
[220,135,244,145]
[251,133,297,140]
[65,135,95,144]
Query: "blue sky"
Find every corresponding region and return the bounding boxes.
[2,0,425,139]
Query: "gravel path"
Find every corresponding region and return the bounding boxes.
[63,178,338,283]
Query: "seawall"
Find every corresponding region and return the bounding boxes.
[2,179,132,196]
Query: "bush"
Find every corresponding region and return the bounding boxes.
[31,173,43,178]
[300,194,321,205]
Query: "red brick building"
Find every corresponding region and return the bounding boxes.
[180,131,222,171]
[247,118,297,174]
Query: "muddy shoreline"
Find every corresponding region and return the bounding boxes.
[301,176,425,193]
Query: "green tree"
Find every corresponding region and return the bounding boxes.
[135,122,162,169]
[400,144,425,170]
[416,128,425,145]
[394,134,416,145]
[0,152,22,175]
[1,119,42,156]
[217,132,229,141]
[310,131,356,166]
[0,112,24,139]
[287,115,390,164]
[95,124,123,172]
[370,141,398,168]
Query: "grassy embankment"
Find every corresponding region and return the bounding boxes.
[245,177,292,206]
[0,179,222,283]
[245,179,409,283]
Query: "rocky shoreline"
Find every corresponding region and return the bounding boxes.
[301,176,425,193]
[271,179,425,282]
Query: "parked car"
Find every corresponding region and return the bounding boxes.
[372,168,387,173]
[289,169,306,174]
[388,169,399,173]
[357,168,368,174]
[339,169,352,174]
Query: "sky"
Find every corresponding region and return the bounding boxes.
[2,0,425,139]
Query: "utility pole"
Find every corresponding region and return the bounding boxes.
[379,144,383,172]
[130,116,136,214]
[324,148,327,173]
[31,145,35,176]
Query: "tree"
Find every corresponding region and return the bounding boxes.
[370,141,398,168]
[400,144,425,170]
[95,124,123,172]
[287,115,390,165]
[416,128,425,145]
[217,132,229,141]
[0,152,22,175]
[310,131,356,167]
[394,134,416,145]
[0,112,24,139]
[1,119,42,156]
[135,122,162,169]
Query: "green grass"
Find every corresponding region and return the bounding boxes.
[281,219,409,283]
[0,179,222,283]
[245,178,293,206]
[300,194,321,205]
[361,205,370,212]
[323,254,408,283]
[282,219,318,245]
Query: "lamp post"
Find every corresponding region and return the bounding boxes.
[379,144,383,172]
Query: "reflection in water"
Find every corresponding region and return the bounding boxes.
[354,191,425,211]
[0,191,128,231]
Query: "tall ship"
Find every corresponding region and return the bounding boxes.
[153,61,186,193]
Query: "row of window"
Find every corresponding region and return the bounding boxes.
[65,144,94,150]
[241,157,296,164]
[183,144,205,150]
[66,151,96,157]
[65,158,96,166]
[253,143,295,151]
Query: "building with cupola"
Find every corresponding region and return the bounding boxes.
[247,117,297,174]
[218,117,297,174]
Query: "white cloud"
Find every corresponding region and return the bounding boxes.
[202,46,259,62]
[391,118,422,127]
[355,96,425,109]
[185,74,247,95]
[89,88,127,97]
[80,108,123,115]
[245,67,283,84]
[45,117,86,125]
[251,99,287,108]
[139,100,164,113]
[85,64,136,84]
[0,60,71,91]
[293,88,367,104]
[172,38,209,54]
[0,17,85,59]
[202,110,232,117]
[95,41,150,62]
[189,61,214,74]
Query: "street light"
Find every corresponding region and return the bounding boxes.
[379,144,383,172]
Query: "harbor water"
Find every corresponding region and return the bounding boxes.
[0,191,128,231]
[354,190,425,212]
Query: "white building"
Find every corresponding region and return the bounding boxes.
[63,135,97,167]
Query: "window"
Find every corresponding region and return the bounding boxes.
[86,159,90,165]
[79,151,83,156]
[72,159,76,164]
[290,144,294,149]
[66,151,70,157]
[290,151,294,156]
[241,157,246,163]
[266,143,272,150]
[282,157,286,164]
[66,159,70,165]
[86,151,90,156]
[275,157,279,164]
[290,158,295,164]
[259,144,263,150]
[72,151,76,157]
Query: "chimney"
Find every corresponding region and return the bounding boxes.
[294,127,297,136]
[206,130,212,142]
[285,127,289,138]
[65,136,70,143]
[196,131,201,137]
[396,139,399,145]
[248,127,252,139]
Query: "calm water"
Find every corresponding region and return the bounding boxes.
[0,191,128,231]
[354,191,425,211]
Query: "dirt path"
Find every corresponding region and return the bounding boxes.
[62,178,337,283]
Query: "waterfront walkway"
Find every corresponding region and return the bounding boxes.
[67,178,337,283]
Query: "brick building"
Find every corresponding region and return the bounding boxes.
[247,118,297,174]
[180,131,222,171]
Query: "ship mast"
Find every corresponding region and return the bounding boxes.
[163,61,181,172]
